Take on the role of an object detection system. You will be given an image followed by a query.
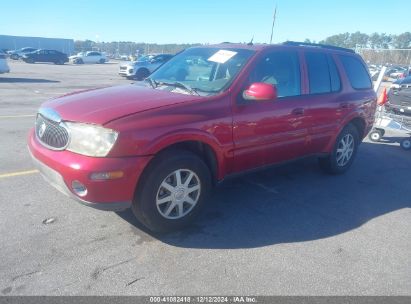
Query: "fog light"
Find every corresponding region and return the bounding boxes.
[72,180,87,197]
[90,171,124,180]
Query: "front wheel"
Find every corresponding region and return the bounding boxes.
[400,138,411,150]
[132,150,211,233]
[135,68,150,80]
[319,124,359,174]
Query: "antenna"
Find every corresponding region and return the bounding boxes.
[247,36,254,46]
[269,4,277,44]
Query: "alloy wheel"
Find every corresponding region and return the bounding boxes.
[336,134,354,167]
[156,169,201,219]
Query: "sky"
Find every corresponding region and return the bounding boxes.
[1,0,410,44]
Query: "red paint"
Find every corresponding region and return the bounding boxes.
[28,43,377,208]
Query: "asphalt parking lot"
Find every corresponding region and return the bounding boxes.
[0,60,410,296]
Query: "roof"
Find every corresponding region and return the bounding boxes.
[200,41,355,54]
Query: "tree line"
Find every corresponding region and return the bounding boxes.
[73,31,411,65]
[74,40,201,56]
[313,31,411,49]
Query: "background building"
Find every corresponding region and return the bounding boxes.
[0,35,74,54]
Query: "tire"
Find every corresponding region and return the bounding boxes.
[55,59,64,65]
[98,58,105,64]
[25,58,34,64]
[135,68,149,80]
[400,138,411,150]
[75,58,84,64]
[368,129,383,142]
[319,124,359,174]
[132,150,212,233]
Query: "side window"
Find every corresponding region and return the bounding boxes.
[339,55,372,90]
[306,52,330,94]
[306,52,341,94]
[249,51,301,98]
[327,55,341,92]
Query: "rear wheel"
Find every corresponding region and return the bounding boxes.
[319,124,359,174]
[400,138,411,150]
[132,150,211,233]
[98,58,105,64]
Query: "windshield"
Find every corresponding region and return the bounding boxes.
[148,47,255,96]
[136,55,154,62]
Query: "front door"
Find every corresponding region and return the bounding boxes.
[232,50,311,172]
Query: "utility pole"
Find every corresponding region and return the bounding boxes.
[269,4,277,44]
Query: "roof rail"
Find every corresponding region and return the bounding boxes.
[282,41,355,53]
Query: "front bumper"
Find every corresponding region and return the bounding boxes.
[28,128,152,211]
[119,67,134,77]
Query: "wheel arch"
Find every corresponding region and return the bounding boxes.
[133,139,221,206]
[349,116,366,139]
[324,114,367,153]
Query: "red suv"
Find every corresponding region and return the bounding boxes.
[28,42,377,232]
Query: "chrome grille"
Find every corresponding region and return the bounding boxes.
[119,66,127,70]
[35,114,69,150]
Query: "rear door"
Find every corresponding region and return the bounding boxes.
[85,52,97,63]
[302,51,344,153]
[37,50,47,62]
[47,50,57,62]
[231,49,311,172]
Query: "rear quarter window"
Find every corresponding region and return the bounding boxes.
[339,55,372,90]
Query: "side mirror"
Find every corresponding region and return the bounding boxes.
[243,82,277,101]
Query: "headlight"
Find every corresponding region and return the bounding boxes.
[65,122,118,157]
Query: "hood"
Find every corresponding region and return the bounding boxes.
[41,84,202,125]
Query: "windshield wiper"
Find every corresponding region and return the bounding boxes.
[144,77,158,89]
[157,81,200,96]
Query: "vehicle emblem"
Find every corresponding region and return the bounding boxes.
[39,122,47,138]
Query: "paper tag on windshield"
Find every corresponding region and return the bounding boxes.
[208,50,237,63]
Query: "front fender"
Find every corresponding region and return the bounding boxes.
[144,129,228,180]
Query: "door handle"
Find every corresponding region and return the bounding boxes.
[291,108,305,115]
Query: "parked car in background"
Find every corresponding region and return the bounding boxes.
[8,47,37,60]
[387,66,408,79]
[391,76,411,89]
[0,51,10,74]
[29,42,377,232]
[69,51,107,64]
[22,49,68,64]
[118,54,173,80]
[386,87,411,116]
